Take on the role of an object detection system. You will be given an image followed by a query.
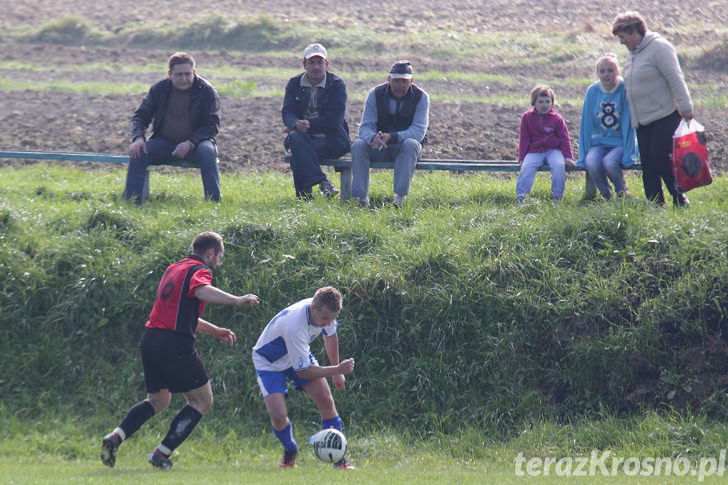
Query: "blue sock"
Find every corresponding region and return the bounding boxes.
[273,421,297,451]
[321,415,342,433]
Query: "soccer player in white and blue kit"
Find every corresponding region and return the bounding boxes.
[252,286,355,469]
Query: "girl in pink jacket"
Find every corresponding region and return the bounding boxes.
[516,85,574,203]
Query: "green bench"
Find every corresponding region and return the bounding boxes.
[1,149,641,201]
[293,156,642,200]
[0,149,209,200]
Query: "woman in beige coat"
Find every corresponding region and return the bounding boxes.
[612,11,693,207]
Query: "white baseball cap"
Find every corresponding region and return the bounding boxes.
[303,43,328,60]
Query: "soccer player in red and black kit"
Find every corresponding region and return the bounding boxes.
[101,231,259,470]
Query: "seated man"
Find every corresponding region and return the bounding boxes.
[351,60,429,208]
[282,43,351,199]
[124,52,221,203]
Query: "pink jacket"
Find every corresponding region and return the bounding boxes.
[518,108,573,162]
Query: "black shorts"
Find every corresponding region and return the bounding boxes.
[140,328,209,394]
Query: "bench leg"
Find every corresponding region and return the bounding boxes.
[584,172,596,199]
[338,167,352,200]
[142,170,150,200]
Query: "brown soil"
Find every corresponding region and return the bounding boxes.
[1,0,726,173]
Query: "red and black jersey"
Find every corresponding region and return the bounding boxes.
[145,255,213,339]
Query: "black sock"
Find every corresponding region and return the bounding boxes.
[119,400,156,439]
[160,405,203,452]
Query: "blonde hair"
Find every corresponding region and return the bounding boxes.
[596,53,620,75]
[530,84,555,107]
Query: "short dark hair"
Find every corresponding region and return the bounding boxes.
[312,286,343,313]
[530,84,555,107]
[168,52,196,71]
[191,231,223,256]
[612,11,647,37]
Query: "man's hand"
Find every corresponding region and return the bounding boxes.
[172,140,194,159]
[129,137,147,159]
[332,374,346,390]
[336,358,355,375]
[295,119,310,133]
[371,131,390,151]
[236,294,260,306]
[215,327,237,347]
[331,358,355,390]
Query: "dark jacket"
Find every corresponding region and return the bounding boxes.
[281,72,351,156]
[131,75,220,147]
[374,83,424,134]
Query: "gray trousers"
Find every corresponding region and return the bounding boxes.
[351,138,422,200]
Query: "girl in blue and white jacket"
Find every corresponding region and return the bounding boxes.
[577,53,638,199]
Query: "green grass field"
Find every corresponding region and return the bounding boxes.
[2,165,728,483]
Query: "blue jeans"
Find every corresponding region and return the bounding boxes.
[584,146,626,196]
[351,138,422,201]
[124,138,220,203]
[287,131,345,198]
[516,149,566,199]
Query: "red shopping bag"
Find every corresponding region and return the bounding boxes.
[672,119,711,192]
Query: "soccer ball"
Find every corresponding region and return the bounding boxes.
[311,428,347,463]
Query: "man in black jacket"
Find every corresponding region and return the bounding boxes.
[124,52,221,203]
[282,43,351,199]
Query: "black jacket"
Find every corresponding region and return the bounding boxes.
[131,75,220,147]
[281,71,351,157]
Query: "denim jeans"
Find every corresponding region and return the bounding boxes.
[584,146,626,196]
[516,149,566,199]
[124,138,220,203]
[351,138,422,201]
[287,130,344,197]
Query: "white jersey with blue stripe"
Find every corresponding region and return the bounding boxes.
[252,297,338,373]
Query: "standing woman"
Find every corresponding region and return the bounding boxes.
[612,11,693,207]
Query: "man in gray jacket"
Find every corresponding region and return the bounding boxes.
[351,60,429,208]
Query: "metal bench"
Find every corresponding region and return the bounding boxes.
[0,149,212,199]
[1,149,641,201]
[288,156,642,200]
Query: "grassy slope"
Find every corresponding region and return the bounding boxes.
[1,166,728,482]
[2,165,728,424]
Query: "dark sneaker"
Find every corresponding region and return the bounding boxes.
[319,179,339,199]
[333,457,355,470]
[101,432,121,468]
[297,186,313,200]
[280,448,297,468]
[149,450,173,470]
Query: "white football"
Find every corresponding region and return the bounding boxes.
[311,428,347,463]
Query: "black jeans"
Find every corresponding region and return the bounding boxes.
[636,111,681,204]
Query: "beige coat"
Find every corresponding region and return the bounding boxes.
[623,32,693,128]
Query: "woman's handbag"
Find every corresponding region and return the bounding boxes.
[672,119,711,192]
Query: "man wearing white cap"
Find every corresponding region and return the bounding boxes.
[351,60,429,208]
[282,43,351,199]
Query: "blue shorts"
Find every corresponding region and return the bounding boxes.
[255,368,311,398]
